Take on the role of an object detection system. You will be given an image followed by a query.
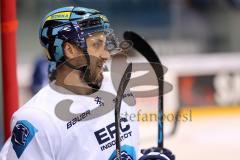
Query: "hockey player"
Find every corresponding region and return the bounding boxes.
[0,7,174,160]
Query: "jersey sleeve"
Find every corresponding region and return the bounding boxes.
[0,107,61,160]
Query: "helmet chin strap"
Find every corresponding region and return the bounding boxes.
[63,48,101,91]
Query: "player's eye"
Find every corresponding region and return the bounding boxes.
[92,39,104,49]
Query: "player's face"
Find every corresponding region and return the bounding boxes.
[85,32,110,89]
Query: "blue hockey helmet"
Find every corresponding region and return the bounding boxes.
[39,6,113,63]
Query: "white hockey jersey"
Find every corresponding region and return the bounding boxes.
[0,72,139,160]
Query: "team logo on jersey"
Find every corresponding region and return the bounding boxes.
[12,123,30,146]
[94,118,133,151]
[11,120,38,158]
[94,96,104,107]
[109,145,136,160]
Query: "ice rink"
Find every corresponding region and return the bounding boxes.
[139,110,240,160]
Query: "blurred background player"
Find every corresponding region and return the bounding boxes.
[30,55,49,95]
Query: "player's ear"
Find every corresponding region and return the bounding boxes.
[63,42,81,59]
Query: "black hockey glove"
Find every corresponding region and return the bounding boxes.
[139,147,175,160]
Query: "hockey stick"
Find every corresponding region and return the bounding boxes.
[123,31,164,148]
[168,108,181,136]
[115,63,132,160]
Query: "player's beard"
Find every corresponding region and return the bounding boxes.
[82,58,104,91]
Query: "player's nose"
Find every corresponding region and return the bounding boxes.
[100,49,110,61]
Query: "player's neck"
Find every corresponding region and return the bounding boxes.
[55,67,94,95]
